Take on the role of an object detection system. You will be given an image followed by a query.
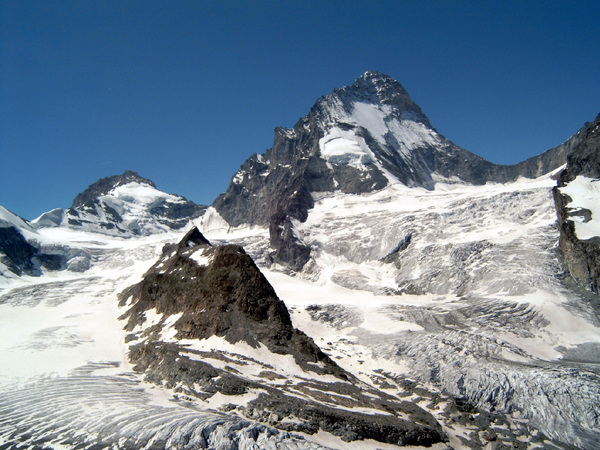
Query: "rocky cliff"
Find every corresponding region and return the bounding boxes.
[553,114,600,294]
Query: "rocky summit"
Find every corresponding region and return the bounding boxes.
[119,227,447,447]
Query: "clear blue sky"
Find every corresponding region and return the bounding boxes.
[1,1,599,220]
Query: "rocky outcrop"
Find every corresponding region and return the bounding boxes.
[119,227,447,446]
[33,170,206,236]
[121,228,341,373]
[553,114,600,294]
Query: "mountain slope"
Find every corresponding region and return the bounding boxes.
[118,227,447,447]
[210,171,600,448]
[0,205,88,277]
[213,71,589,270]
[33,170,206,236]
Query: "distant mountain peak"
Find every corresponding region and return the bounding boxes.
[71,170,156,209]
[213,73,593,271]
[34,171,206,236]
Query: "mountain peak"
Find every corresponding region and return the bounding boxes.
[354,70,403,89]
[34,170,206,236]
[71,170,156,209]
[350,71,424,112]
[315,71,431,129]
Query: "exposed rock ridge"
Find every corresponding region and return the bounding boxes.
[119,227,448,446]
[553,114,600,294]
[513,119,595,179]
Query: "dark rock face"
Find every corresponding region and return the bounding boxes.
[213,72,589,270]
[553,114,600,294]
[121,227,344,376]
[557,115,600,182]
[119,227,448,446]
[0,226,39,276]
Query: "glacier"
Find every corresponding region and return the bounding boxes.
[1,170,599,448]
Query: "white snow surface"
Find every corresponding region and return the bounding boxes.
[319,128,375,170]
[0,206,32,230]
[317,100,444,184]
[188,247,213,267]
[349,102,441,152]
[194,206,230,236]
[559,175,600,239]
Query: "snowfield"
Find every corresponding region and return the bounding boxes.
[1,172,600,448]
[558,175,600,240]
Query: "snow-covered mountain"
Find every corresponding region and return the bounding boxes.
[33,170,206,236]
[213,71,591,270]
[1,73,599,449]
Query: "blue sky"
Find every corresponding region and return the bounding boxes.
[1,1,599,220]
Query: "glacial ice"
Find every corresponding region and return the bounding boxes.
[1,172,600,448]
